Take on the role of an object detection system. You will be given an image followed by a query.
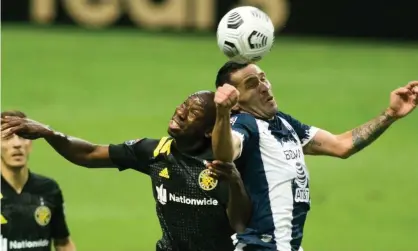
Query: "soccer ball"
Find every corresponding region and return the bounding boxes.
[217,6,275,64]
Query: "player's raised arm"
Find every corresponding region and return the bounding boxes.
[303,81,418,158]
[1,116,113,168]
[212,84,242,162]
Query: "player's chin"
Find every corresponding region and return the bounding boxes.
[265,106,277,117]
[6,160,26,169]
[167,127,181,138]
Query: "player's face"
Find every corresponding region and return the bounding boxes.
[1,130,32,169]
[230,64,277,119]
[168,94,215,139]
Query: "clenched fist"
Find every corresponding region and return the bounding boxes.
[214,84,240,111]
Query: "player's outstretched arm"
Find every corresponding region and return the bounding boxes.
[304,81,418,158]
[1,116,114,168]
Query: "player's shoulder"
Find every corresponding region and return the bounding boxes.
[276,110,293,121]
[133,137,173,149]
[123,138,157,146]
[122,137,162,150]
[125,137,174,156]
[29,172,61,194]
[231,113,258,127]
[277,110,304,126]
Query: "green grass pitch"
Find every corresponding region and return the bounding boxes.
[2,25,418,251]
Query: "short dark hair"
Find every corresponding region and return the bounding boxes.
[1,110,27,118]
[215,61,249,88]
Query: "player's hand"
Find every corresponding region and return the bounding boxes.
[215,84,240,113]
[1,116,51,140]
[386,81,418,119]
[206,160,241,182]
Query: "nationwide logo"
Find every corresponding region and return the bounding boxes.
[0,236,50,250]
[156,184,218,206]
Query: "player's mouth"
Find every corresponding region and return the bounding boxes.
[169,118,183,130]
[11,152,24,159]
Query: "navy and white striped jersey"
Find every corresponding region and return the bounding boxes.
[230,112,319,251]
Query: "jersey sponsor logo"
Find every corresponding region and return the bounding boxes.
[34,200,51,227]
[283,149,302,160]
[0,193,7,224]
[159,168,170,179]
[295,188,310,203]
[0,236,50,250]
[156,184,168,205]
[156,184,218,206]
[198,169,218,191]
[294,162,310,203]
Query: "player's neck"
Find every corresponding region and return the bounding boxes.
[238,108,275,120]
[175,138,210,155]
[1,163,29,194]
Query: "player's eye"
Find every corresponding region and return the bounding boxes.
[245,77,259,89]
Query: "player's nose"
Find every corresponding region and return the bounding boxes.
[11,136,23,148]
[259,81,270,93]
[176,106,187,120]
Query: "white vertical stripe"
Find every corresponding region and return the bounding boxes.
[256,120,295,251]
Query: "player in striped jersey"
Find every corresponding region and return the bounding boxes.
[211,61,418,251]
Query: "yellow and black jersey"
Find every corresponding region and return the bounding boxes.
[1,172,70,251]
[109,137,234,251]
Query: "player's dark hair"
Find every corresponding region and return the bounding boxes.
[215,61,249,88]
[1,110,27,118]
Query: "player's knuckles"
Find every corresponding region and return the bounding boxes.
[408,80,418,86]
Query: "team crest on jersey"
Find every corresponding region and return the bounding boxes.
[34,205,52,226]
[198,169,218,191]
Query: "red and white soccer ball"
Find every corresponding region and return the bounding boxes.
[217,6,275,64]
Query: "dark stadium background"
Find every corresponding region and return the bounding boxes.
[2,0,417,250]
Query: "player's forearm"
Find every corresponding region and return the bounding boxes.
[342,109,397,157]
[44,130,110,168]
[212,110,235,162]
[227,176,251,233]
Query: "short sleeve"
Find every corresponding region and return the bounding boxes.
[51,185,70,240]
[230,113,259,158]
[108,138,159,174]
[278,112,319,146]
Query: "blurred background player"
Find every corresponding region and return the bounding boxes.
[0,110,76,251]
[212,62,418,251]
[1,91,251,251]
